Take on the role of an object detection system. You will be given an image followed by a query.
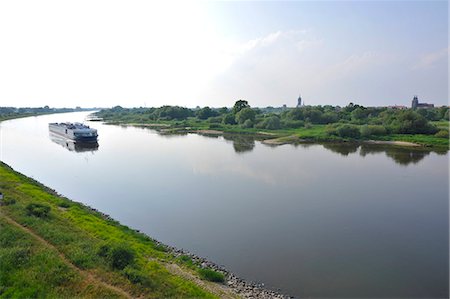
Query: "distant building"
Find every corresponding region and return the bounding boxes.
[296,94,302,107]
[411,95,434,109]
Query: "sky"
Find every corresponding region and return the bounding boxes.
[0,0,448,108]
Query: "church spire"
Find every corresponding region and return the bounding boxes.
[297,94,302,107]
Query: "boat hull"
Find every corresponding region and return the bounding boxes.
[49,123,98,143]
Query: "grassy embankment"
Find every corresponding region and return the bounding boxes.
[0,162,233,298]
[103,116,449,149]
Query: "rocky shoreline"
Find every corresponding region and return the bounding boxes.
[92,206,293,299]
[13,164,292,299]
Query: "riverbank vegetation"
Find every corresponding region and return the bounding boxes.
[95,101,449,148]
[0,162,233,298]
[0,106,95,122]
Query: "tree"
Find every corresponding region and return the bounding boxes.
[351,107,367,121]
[222,113,237,125]
[196,107,217,120]
[235,107,256,124]
[336,124,361,138]
[232,100,250,115]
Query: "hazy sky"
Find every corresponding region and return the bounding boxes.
[0,1,448,108]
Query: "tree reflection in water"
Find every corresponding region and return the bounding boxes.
[223,134,256,153]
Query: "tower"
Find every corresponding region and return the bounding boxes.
[297,94,302,107]
[411,95,419,109]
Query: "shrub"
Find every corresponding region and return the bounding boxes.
[1,197,16,206]
[208,123,222,129]
[207,116,223,123]
[241,119,254,128]
[57,201,71,208]
[222,113,236,125]
[435,130,449,138]
[123,266,154,287]
[325,124,338,136]
[235,108,256,125]
[256,116,281,130]
[153,243,168,252]
[26,203,50,218]
[198,268,225,283]
[336,124,361,138]
[360,125,387,137]
[97,243,135,270]
[281,119,304,129]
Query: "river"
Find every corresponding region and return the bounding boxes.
[0,112,448,298]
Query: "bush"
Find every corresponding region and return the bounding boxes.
[1,197,16,206]
[26,203,50,218]
[336,124,361,138]
[57,201,71,208]
[241,119,254,128]
[208,123,222,129]
[325,124,338,136]
[281,119,304,129]
[97,243,135,270]
[198,268,225,283]
[435,130,449,138]
[222,113,236,125]
[256,116,281,130]
[235,108,256,125]
[207,116,223,123]
[123,266,154,287]
[360,125,387,137]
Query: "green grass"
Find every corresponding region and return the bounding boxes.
[431,121,450,130]
[0,162,218,298]
[0,218,122,298]
[198,268,225,283]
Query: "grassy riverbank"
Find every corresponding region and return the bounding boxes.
[0,162,236,298]
[0,107,96,122]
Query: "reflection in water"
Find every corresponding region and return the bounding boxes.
[359,144,430,166]
[223,134,256,153]
[123,125,443,166]
[322,143,359,156]
[49,133,99,153]
[212,131,441,165]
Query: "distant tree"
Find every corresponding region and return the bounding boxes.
[336,124,361,138]
[285,108,304,121]
[222,113,237,125]
[351,107,367,121]
[196,107,217,120]
[256,116,281,129]
[218,107,229,115]
[241,119,254,128]
[232,100,250,115]
[235,107,256,124]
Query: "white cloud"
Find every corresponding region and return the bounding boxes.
[412,47,449,70]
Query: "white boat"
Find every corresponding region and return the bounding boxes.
[49,122,98,142]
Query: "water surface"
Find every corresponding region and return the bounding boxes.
[1,112,448,298]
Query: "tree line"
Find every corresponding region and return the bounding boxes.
[96,100,449,138]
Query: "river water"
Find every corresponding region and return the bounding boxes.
[0,112,448,298]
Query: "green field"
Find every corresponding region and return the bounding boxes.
[0,162,233,298]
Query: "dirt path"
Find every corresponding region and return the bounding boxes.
[163,262,240,299]
[2,214,133,299]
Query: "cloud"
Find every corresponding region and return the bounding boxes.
[412,47,449,70]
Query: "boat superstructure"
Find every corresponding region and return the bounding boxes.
[49,122,98,142]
